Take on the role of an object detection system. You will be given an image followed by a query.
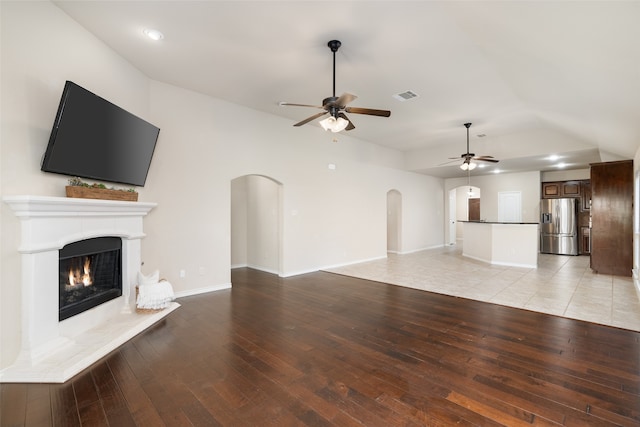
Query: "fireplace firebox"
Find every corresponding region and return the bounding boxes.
[59,237,122,321]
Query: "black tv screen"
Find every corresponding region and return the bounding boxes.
[41,81,160,187]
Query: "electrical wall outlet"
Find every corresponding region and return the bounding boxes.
[179,269,186,278]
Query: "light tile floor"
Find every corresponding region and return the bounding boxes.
[325,246,640,332]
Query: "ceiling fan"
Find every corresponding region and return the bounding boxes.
[279,40,391,133]
[448,123,499,170]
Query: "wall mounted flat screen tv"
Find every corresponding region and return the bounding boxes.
[41,81,160,187]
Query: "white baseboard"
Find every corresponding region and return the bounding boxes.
[491,260,537,269]
[463,253,536,269]
[230,264,324,278]
[246,264,280,275]
[320,255,388,272]
[280,268,320,278]
[230,263,247,269]
[397,244,445,255]
[280,255,391,278]
[174,283,231,298]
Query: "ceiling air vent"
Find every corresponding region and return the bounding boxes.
[393,90,419,101]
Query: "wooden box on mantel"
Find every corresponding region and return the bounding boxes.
[65,186,138,202]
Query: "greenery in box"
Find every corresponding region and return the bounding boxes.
[68,177,137,193]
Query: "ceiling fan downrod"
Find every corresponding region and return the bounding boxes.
[328,40,341,99]
[464,122,472,154]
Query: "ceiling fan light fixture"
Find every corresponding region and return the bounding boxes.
[460,160,477,171]
[319,116,349,133]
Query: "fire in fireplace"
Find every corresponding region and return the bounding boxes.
[59,237,123,321]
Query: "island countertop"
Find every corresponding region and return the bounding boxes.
[460,220,539,225]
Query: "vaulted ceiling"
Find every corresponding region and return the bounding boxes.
[53,1,640,178]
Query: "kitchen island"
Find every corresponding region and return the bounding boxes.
[461,221,539,268]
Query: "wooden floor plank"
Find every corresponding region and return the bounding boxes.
[50,382,81,427]
[24,383,52,427]
[104,350,165,426]
[2,268,639,426]
[0,383,27,426]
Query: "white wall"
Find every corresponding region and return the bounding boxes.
[144,80,444,279]
[0,1,444,369]
[454,185,480,239]
[246,175,280,274]
[0,1,154,369]
[541,168,590,182]
[445,171,541,226]
[230,177,248,268]
[386,190,401,253]
[406,173,445,252]
[231,175,281,274]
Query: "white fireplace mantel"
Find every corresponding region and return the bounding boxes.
[5,195,157,253]
[1,195,179,383]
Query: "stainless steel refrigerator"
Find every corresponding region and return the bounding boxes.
[540,198,579,255]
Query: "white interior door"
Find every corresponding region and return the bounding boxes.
[498,191,522,223]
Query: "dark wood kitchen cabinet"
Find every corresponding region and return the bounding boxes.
[590,160,633,276]
[542,180,583,199]
[542,182,561,198]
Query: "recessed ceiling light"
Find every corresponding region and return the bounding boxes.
[143,28,164,41]
[548,154,559,161]
[556,162,567,168]
[493,169,501,174]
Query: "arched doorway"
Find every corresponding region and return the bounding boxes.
[387,190,402,253]
[448,185,481,245]
[230,175,283,275]
[448,189,457,245]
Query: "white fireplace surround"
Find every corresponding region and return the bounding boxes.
[1,195,179,383]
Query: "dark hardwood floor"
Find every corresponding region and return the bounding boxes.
[2,268,640,426]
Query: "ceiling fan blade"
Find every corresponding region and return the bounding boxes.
[345,106,391,117]
[439,159,461,166]
[335,93,357,107]
[293,111,328,127]
[279,102,324,109]
[338,113,355,131]
[475,158,500,163]
[474,155,495,159]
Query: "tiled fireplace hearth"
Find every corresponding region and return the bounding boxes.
[1,195,179,383]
